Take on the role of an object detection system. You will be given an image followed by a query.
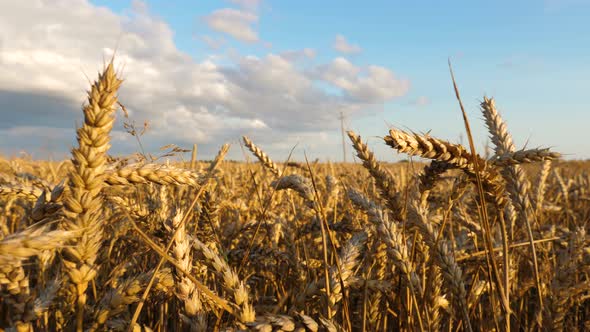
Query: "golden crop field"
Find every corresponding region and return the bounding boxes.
[1,63,588,332]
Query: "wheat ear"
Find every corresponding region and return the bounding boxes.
[347,130,403,218]
[481,96,544,312]
[171,210,207,330]
[408,203,473,332]
[104,163,205,186]
[243,136,280,176]
[192,238,255,326]
[61,62,122,331]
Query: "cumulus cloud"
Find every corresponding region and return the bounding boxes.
[280,48,316,62]
[333,34,362,54]
[204,8,259,43]
[227,0,261,11]
[0,0,409,160]
[314,57,409,103]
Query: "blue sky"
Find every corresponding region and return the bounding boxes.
[0,0,588,161]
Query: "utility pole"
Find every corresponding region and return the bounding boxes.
[190,143,197,169]
[339,111,347,163]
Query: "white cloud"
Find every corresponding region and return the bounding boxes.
[0,0,410,160]
[333,34,362,54]
[204,8,259,43]
[280,48,316,62]
[314,57,409,103]
[228,0,261,11]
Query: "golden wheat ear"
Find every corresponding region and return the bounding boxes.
[243,135,280,176]
[61,61,122,331]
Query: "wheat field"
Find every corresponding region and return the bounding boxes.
[0,62,588,332]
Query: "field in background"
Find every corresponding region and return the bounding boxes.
[1,63,588,332]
